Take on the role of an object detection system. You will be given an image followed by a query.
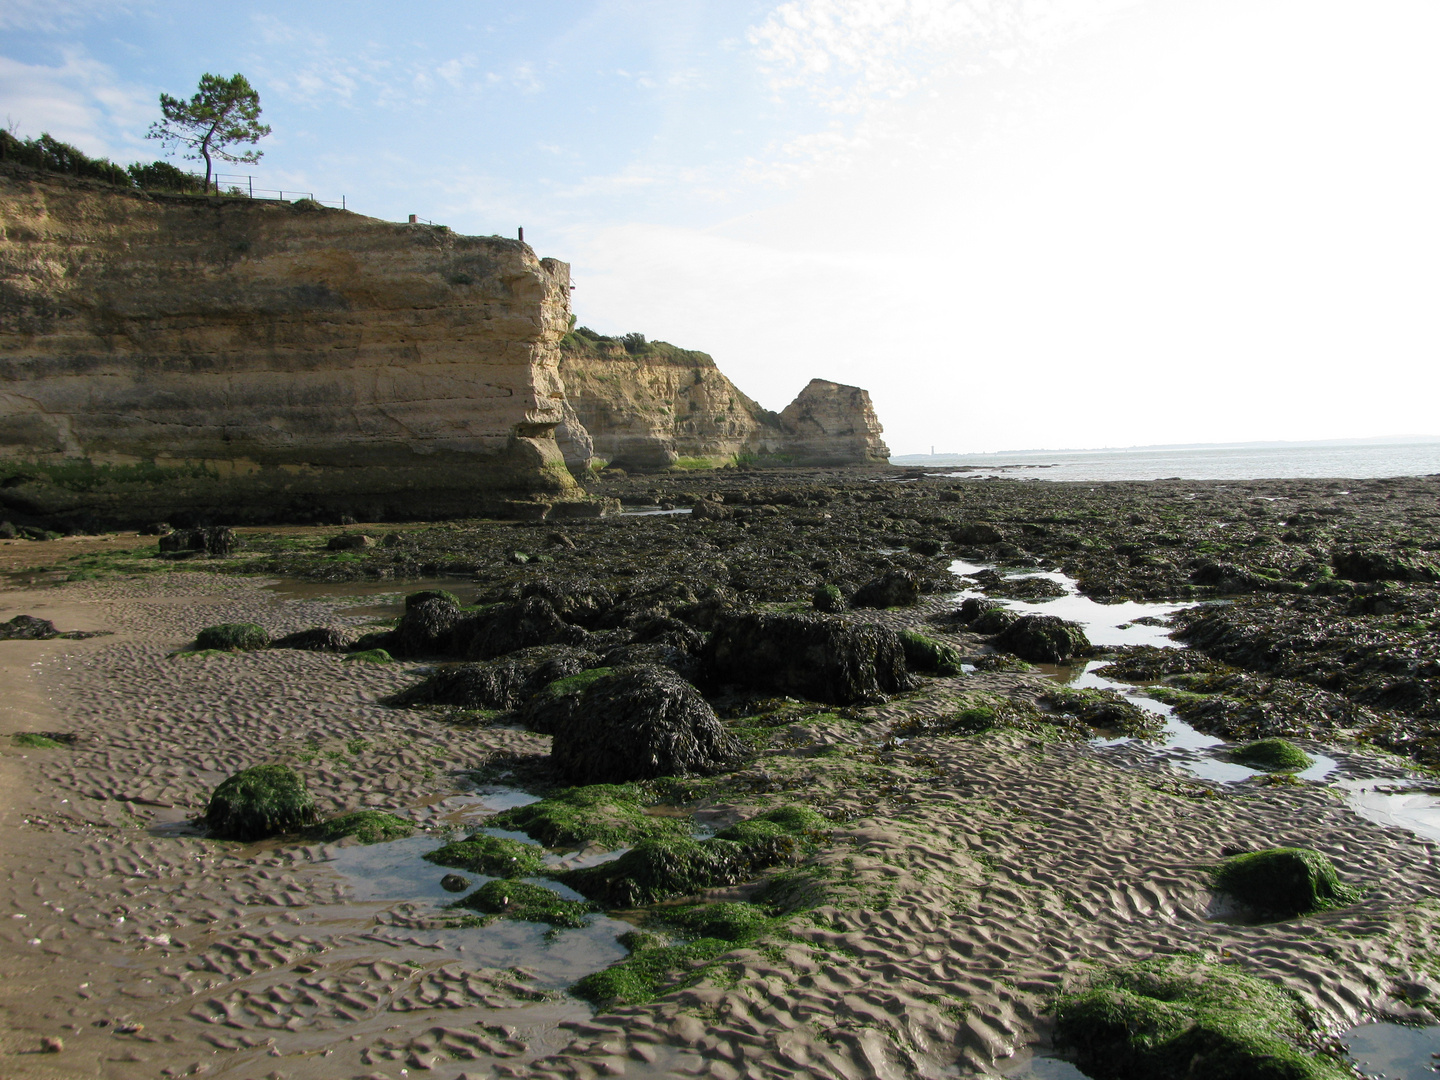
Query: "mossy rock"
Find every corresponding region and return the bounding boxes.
[205,764,319,841]
[1231,738,1313,773]
[194,622,269,652]
[423,833,546,877]
[811,584,845,613]
[344,648,393,664]
[652,900,774,942]
[898,630,964,675]
[488,783,690,850]
[311,810,414,844]
[1054,953,1350,1080]
[558,804,823,907]
[1213,847,1360,920]
[571,930,731,1009]
[449,879,594,928]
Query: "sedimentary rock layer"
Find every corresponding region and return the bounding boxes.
[0,165,579,525]
[557,331,889,470]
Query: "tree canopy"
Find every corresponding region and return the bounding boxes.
[147,73,271,188]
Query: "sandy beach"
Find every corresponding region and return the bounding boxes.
[1,495,1439,1079]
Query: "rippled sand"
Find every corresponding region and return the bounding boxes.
[0,571,1437,1079]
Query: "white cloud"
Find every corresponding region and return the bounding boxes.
[0,0,138,34]
[0,50,153,158]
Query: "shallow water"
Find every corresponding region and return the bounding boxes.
[1339,781,1440,844]
[1342,1020,1440,1080]
[1000,1054,1091,1079]
[947,559,1189,649]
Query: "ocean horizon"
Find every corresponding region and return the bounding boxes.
[889,436,1440,482]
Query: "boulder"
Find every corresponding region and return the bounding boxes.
[951,522,1004,545]
[850,568,921,608]
[1213,847,1359,919]
[0,615,58,640]
[1333,546,1440,583]
[325,533,374,551]
[387,646,600,711]
[391,596,462,657]
[158,527,237,557]
[205,764,318,840]
[549,664,743,784]
[812,584,846,613]
[455,597,589,661]
[270,627,354,653]
[517,580,614,627]
[706,611,917,704]
[195,622,269,652]
[992,614,1090,663]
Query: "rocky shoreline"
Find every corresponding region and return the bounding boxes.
[1,470,1439,1078]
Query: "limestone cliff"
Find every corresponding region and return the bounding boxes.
[0,164,582,526]
[557,329,777,470]
[557,329,889,470]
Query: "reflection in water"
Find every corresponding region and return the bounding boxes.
[947,559,1190,649]
[1001,1053,1092,1079]
[1342,1021,1440,1080]
[1339,781,1440,844]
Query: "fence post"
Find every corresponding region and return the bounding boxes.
[248,176,253,198]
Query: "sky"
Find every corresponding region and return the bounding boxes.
[3,0,1438,455]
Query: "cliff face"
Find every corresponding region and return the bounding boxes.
[557,331,775,470]
[770,379,890,466]
[0,165,581,525]
[557,331,888,470]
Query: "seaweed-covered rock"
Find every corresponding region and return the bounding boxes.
[159,527,237,557]
[1333,546,1440,583]
[270,627,354,653]
[391,595,462,657]
[1055,953,1349,1080]
[326,533,373,551]
[424,833,545,877]
[850,568,921,609]
[310,810,413,844]
[0,615,59,640]
[560,805,823,907]
[195,623,269,652]
[969,603,1020,635]
[706,611,917,705]
[1231,738,1313,773]
[550,664,742,784]
[951,522,1004,545]
[1213,847,1360,919]
[489,784,692,850]
[519,667,614,734]
[450,880,595,928]
[386,646,600,711]
[600,642,704,684]
[456,597,589,661]
[812,584,846,613]
[1040,688,1164,738]
[992,614,1090,663]
[1094,645,1223,681]
[516,580,615,628]
[205,764,318,841]
[898,630,964,676]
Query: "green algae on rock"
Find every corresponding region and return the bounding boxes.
[194,623,269,652]
[487,783,691,850]
[343,648,393,663]
[1213,847,1360,920]
[204,764,319,841]
[1231,738,1314,773]
[449,879,595,929]
[1054,953,1350,1080]
[571,930,732,1009]
[558,805,826,907]
[898,630,964,676]
[424,833,546,877]
[310,810,414,844]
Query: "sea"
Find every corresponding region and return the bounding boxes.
[889,438,1440,483]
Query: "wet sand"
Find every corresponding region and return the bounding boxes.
[1,567,1439,1078]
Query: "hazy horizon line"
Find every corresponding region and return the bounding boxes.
[891,434,1440,459]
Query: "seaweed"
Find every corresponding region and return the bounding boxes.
[449,879,595,928]
[487,783,691,850]
[423,833,546,877]
[310,810,414,844]
[205,764,319,841]
[1213,848,1360,920]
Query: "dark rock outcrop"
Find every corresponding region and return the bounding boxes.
[549,664,742,784]
[706,611,917,704]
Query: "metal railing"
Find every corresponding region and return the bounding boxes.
[211,173,346,209]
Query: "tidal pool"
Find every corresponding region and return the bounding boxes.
[1342,1020,1440,1080]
